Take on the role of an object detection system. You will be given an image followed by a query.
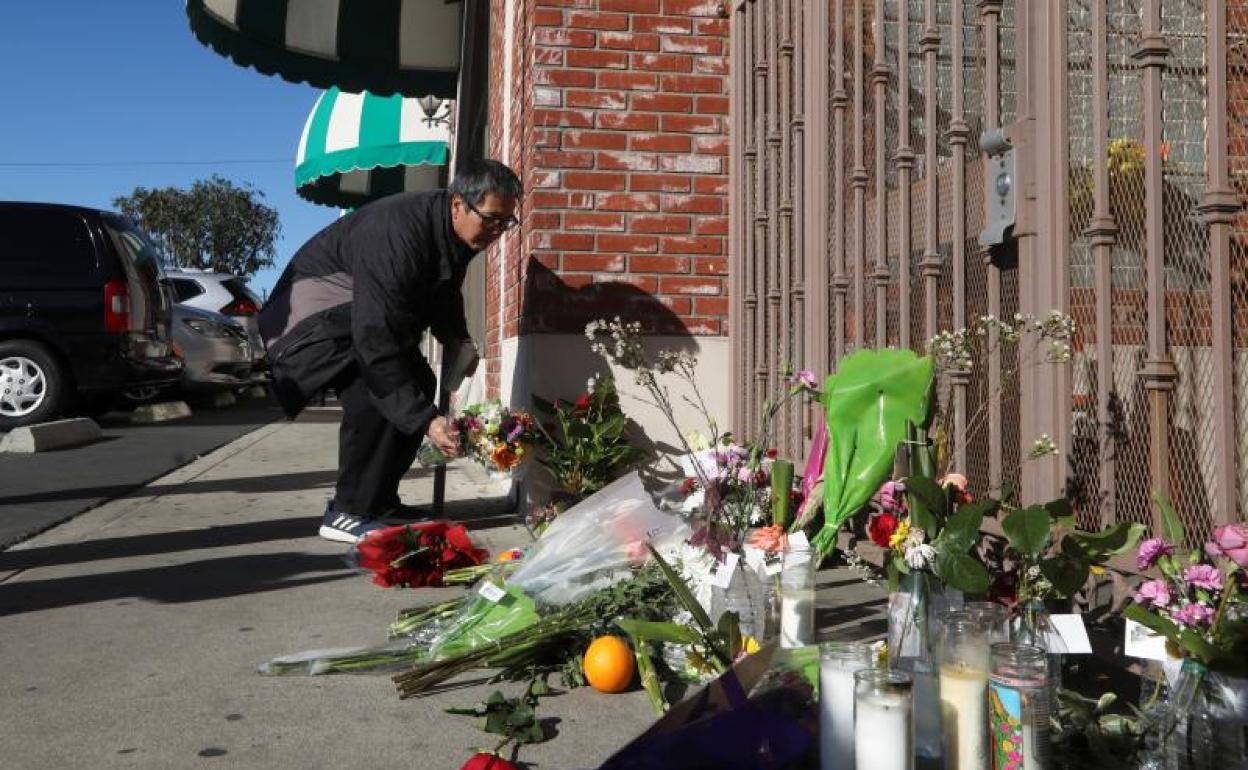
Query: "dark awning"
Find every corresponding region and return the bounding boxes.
[186,0,463,99]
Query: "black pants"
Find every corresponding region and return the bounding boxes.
[332,370,427,517]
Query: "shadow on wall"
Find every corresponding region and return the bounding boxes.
[508,260,704,503]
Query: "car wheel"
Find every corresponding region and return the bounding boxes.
[0,340,66,430]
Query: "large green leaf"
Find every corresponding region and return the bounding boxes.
[938,498,997,553]
[1122,604,1182,646]
[904,475,948,534]
[615,618,699,645]
[1002,505,1052,558]
[1040,551,1091,598]
[814,349,934,554]
[935,550,990,593]
[1068,522,1146,560]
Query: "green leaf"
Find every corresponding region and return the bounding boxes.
[905,475,949,528]
[483,710,509,735]
[1044,497,1077,528]
[938,498,995,552]
[1040,552,1091,598]
[1152,491,1185,546]
[1068,522,1146,560]
[646,544,715,633]
[1002,506,1052,558]
[718,611,742,657]
[935,550,990,593]
[815,349,935,553]
[1178,628,1218,665]
[615,618,699,645]
[1122,604,1182,645]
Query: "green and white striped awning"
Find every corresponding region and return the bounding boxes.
[187,0,463,99]
[295,87,450,209]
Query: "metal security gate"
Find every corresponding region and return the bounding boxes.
[730,0,1248,543]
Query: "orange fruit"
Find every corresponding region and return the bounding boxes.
[582,635,635,693]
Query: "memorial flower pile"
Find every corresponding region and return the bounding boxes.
[352,521,489,589]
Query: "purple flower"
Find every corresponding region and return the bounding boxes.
[1174,602,1215,628]
[790,370,818,390]
[875,480,906,513]
[1137,538,1175,571]
[1134,579,1172,608]
[1183,564,1223,591]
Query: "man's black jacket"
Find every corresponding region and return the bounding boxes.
[258,190,476,435]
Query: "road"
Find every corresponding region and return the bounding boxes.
[0,395,286,548]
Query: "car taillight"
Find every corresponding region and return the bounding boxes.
[221,299,258,315]
[104,280,131,333]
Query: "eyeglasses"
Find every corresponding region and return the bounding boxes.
[463,197,519,231]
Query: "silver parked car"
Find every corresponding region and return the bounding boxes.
[164,269,266,367]
[173,304,252,391]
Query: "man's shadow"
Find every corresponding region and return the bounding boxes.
[511,260,704,497]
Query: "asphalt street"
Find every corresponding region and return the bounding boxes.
[0,394,286,548]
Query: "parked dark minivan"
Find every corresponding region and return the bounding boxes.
[0,202,182,429]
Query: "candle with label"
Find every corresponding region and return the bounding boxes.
[989,642,1050,770]
[819,642,873,770]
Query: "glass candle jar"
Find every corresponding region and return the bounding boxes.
[939,611,992,770]
[854,668,914,770]
[779,542,816,648]
[819,641,874,770]
[988,642,1050,770]
[963,601,1011,644]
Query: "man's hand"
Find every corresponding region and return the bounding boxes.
[427,415,461,457]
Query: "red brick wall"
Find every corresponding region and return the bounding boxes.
[482,0,731,397]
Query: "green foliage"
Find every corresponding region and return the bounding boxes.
[935,550,991,593]
[1002,506,1053,558]
[815,349,934,553]
[445,678,556,746]
[113,175,281,277]
[531,377,649,499]
[1152,490,1185,547]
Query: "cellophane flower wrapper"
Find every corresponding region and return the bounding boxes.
[424,586,542,661]
[257,637,431,676]
[506,472,690,607]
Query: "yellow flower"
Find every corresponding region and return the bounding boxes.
[1090,565,1106,576]
[742,636,761,655]
[889,520,911,550]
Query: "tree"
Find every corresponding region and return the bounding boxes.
[113,176,281,277]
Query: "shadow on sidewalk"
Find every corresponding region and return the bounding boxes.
[0,517,319,573]
[0,551,352,617]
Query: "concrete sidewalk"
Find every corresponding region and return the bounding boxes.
[0,408,887,769]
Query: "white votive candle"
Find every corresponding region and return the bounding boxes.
[854,669,914,770]
[819,642,873,770]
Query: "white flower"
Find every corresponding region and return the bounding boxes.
[1029,434,1059,458]
[904,543,938,570]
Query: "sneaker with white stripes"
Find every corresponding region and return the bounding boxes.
[318,506,386,544]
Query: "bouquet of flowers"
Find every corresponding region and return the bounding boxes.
[456,401,536,475]
[351,521,489,588]
[1123,496,1248,675]
[419,401,537,476]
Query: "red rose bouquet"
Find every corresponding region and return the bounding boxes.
[352,521,489,588]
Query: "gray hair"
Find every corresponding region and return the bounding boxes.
[449,159,522,205]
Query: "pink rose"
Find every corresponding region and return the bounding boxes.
[1206,523,1248,569]
[1137,538,1175,571]
[1135,579,1172,608]
[1183,564,1223,591]
[875,480,906,513]
[1174,603,1215,628]
[940,473,969,491]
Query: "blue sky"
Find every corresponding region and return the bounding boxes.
[0,2,339,298]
